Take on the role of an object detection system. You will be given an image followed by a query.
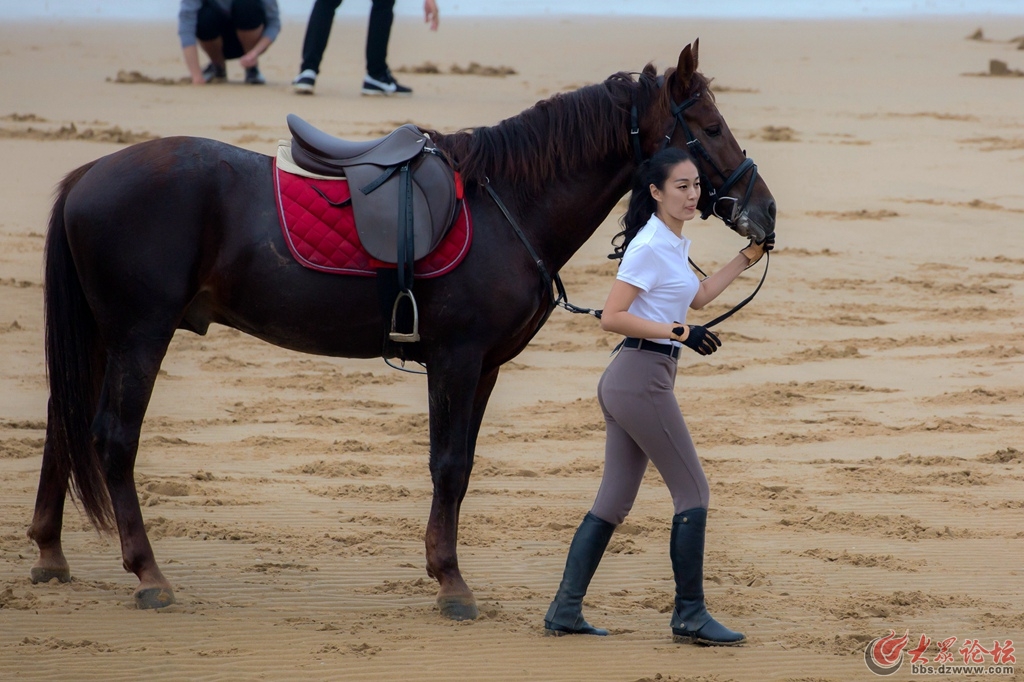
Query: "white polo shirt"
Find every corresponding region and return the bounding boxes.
[616,214,701,346]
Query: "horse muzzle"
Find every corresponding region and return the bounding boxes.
[712,197,774,243]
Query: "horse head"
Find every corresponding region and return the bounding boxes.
[638,40,776,243]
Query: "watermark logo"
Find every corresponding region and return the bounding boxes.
[864,631,1015,676]
[864,629,910,675]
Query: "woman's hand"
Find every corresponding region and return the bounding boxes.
[671,324,722,356]
[739,233,775,266]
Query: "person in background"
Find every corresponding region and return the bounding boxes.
[292,0,439,96]
[543,146,773,646]
[179,0,281,85]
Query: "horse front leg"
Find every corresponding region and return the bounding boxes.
[424,356,498,621]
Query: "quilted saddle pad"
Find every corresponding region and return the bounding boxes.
[274,160,471,278]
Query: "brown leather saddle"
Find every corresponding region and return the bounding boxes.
[286,114,458,342]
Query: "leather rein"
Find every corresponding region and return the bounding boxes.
[487,82,770,331]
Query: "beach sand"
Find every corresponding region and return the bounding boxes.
[1,14,1023,682]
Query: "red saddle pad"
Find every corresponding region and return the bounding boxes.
[274,160,471,277]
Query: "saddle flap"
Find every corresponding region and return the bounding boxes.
[287,114,428,173]
[345,152,457,262]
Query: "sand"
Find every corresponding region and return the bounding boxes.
[1,14,1023,682]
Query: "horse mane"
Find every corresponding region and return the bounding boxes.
[431,66,713,206]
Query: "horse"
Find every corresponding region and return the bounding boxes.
[28,41,775,620]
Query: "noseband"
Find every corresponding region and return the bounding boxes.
[630,92,758,229]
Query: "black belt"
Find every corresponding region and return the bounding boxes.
[623,337,680,359]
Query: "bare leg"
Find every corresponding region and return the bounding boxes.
[424,355,497,620]
[236,27,263,55]
[199,37,226,67]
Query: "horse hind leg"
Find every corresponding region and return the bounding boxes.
[29,352,104,585]
[93,339,176,609]
[28,405,74,584]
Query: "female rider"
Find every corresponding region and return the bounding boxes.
[543,146,772,646]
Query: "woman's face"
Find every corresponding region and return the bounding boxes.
[650,160,701,227]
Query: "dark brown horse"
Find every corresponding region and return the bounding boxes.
[28,42,774,620]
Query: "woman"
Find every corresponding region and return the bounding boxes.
[543,147,772,646]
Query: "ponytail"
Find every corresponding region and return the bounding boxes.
[610,147,695,259]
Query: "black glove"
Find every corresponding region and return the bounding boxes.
[673,325,722,356]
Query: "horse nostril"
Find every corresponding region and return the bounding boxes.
[767,201,776,221]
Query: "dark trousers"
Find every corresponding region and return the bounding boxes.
[196,0,266,60]
[300,0,396,78]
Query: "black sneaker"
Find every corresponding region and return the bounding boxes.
[292,69,317,94]
[202,62,227,83]
[361,70,412,96]
[244,66,266,85]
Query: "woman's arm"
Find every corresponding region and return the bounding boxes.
[599,280,678,340]
[690,241,766,310]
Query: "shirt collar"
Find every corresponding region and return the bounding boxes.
[650,214,689,251]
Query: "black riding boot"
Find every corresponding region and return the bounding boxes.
[670,508,746,646]
[544,512,616,636]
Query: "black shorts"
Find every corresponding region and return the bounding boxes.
[195,0,266,59]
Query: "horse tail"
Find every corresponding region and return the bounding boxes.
[44,161,114,531]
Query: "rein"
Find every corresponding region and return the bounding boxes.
[486,179,768,330]
[486,79,771,335]
[483,182,597,326]
[697,251,769,329]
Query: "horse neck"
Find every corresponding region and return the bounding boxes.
[521,158,636,273]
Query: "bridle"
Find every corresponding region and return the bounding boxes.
[630,88,759,229]
[486,74,770,333]
[626,80,769,329]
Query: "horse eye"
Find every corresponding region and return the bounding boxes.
[705,124,722,137]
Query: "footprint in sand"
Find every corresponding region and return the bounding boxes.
[108,70,189,85]
[794,548,925,572]
[0,121,157,143]
[396,61,516,77]
[757,125,798,142]
[807,209,898,220]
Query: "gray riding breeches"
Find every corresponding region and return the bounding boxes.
[589,345,710,525]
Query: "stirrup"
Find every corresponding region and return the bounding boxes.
[389,290,420,342]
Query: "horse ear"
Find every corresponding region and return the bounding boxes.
[670,41,699,99]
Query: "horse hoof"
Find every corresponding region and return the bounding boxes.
[30,566,71,584]
[437,595,479,621]
[134,587,175,610]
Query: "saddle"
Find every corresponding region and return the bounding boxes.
[287,114,459,342]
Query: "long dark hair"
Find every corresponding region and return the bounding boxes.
[610,147,695,259]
